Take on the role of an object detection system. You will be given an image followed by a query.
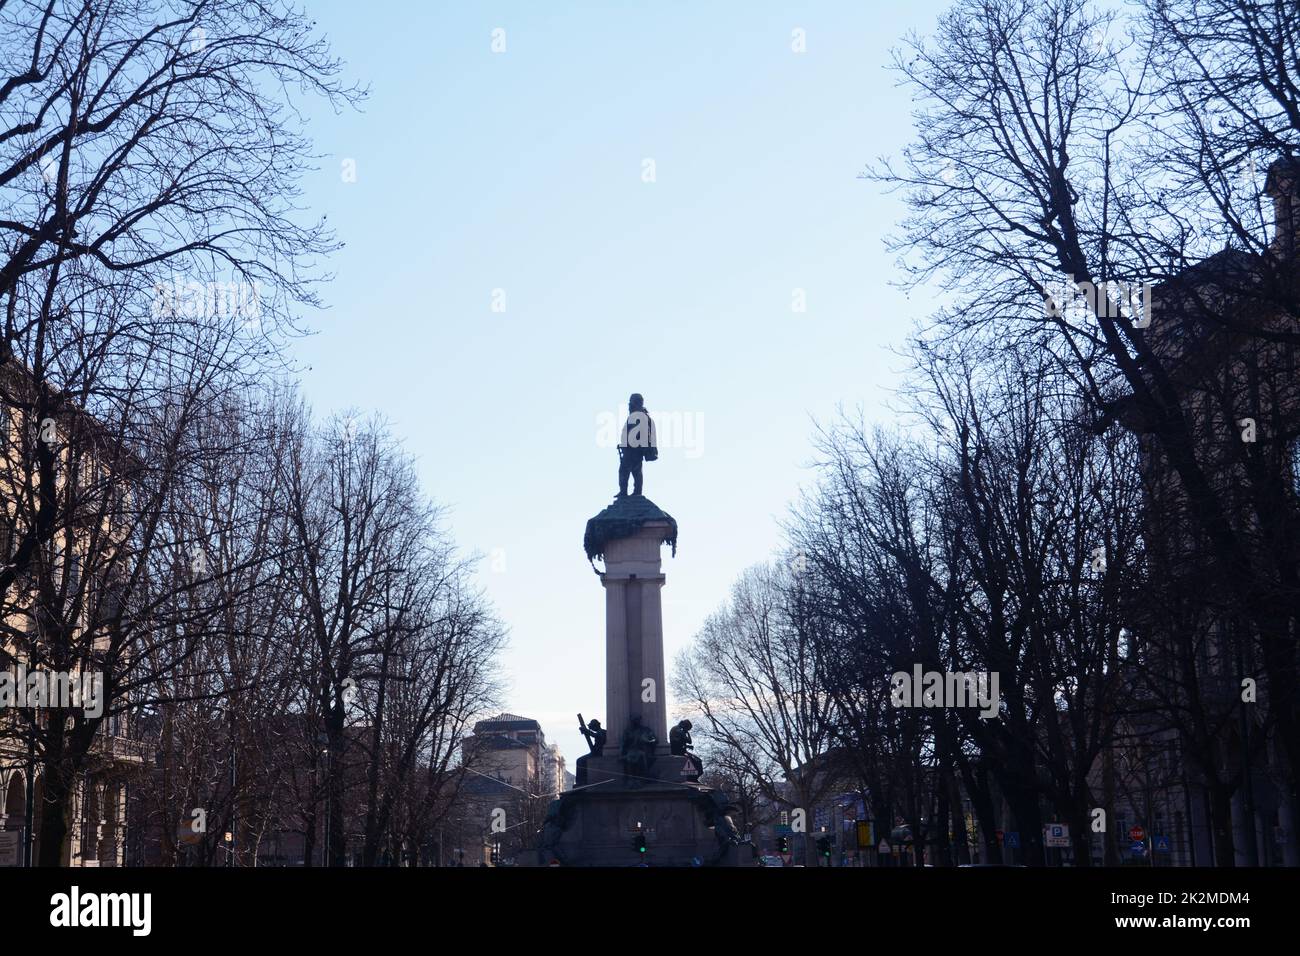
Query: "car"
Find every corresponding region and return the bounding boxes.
[757,855,785,867]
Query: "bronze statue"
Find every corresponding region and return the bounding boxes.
[575,713,606,787]
[620,714,658,785]
[578,714,606,755]
[669,719,703,778]
[706,790,741,847]
[617,393,657,497]
[538,798,572,865]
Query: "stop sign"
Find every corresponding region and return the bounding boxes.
[1129,825,1145,841]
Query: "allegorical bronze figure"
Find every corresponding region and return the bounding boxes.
[574,713,606,787]
[578,714,606,755]
[670,719,703,778]
[617,392,657,497]
[620,714,657,786]
[706,790,741,847]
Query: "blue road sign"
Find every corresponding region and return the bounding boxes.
[1004,831,1020,849]
[1153,835,1170,853]
[1130,840,1146,856]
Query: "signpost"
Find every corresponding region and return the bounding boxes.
[1153,835,1170,854]
[1044,824,1070,847]
[1129,825,1145,842]
[856,821,874,850]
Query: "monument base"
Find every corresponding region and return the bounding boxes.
[531,779,751,867]
[577,751,702,788]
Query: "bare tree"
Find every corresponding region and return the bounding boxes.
[870,0,1300,864]
[0,0,358,865]
[674,561,840,866]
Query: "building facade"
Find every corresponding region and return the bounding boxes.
[0,370,149,867]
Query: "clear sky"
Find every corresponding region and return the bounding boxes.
[290,0,950,771]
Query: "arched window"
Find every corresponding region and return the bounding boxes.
[3,772,26,829]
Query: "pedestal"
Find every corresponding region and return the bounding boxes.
[530,495,745,866]
[536,783,751,867]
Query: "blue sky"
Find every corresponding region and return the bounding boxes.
[291,0,950,770]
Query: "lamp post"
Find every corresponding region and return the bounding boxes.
[317,732,331,867]
[226,704,237,866]
[23,704,35,867]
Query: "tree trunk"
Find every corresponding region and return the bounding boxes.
[302,810,317,867]
[37,753,74,867]
[1209,783,1237,867]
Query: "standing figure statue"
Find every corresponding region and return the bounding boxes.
[669,719,703,779]
[617,393,658,498]
[620,714,658,786]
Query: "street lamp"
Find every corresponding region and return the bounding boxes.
[317,732,331,867]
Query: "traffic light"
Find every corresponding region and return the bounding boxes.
[817,836,833,861]
[634,831,647,855]
[777,835,789,853]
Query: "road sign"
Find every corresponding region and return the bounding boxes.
[856,821,874,849]
[1004,831,1020,848]
[995,829,1004,844]
[1129,825,1146,842]
[1044,824,1070,848]
[1130,840,1147,856]
[877,840,891,854]
[1153,835,1170,853]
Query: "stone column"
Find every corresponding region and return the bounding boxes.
[604,577,629,746]
[600,520,672,750]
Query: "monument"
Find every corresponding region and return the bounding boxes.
[533,396,746,866]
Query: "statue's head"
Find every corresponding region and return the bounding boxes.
[588,719,601,730]
[681,719,693,731]
[628,392,645,412]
